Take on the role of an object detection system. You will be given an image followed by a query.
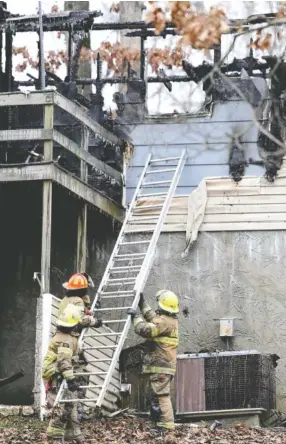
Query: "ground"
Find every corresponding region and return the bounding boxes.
[0,417,286,444]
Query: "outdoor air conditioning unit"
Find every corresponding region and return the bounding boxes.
[175,351,276,414]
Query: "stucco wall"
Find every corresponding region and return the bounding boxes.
[125,231,286,411]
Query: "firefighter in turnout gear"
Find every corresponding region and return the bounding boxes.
[42,304,83,443]
[127,290,179,431]
[59,272,102,331]
[59,273,103,424]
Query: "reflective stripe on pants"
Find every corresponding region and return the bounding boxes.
[149,374,175,429]
[46,387,82,440]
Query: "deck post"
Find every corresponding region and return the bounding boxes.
[33,103,54,415]
[77,125,89,271]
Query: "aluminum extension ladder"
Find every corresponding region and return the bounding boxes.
[54,149,187,409]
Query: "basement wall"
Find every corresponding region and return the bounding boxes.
[125,231,286,412]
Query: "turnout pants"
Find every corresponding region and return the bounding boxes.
[46,387,82,441]
[149,374,175,430]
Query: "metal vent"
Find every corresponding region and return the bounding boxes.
[204,353,276,411]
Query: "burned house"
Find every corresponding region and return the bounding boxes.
[0,0,286,424]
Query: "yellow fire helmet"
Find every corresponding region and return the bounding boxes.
[156,290,179,314]
[57,303,81,328]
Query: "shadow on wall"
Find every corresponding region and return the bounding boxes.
[0,183,41,405]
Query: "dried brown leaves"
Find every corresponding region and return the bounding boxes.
[98,42,140,74]
[1,417,286,444]
[250,31,272,51]
[146,6,167,35]
[146,1,229,49]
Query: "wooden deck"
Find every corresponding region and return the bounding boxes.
[0,90,124,222]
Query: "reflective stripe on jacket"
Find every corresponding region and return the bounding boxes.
[42,331,79,381]
[133,302,178,375]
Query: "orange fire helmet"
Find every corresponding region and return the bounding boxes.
[62,273,88,290]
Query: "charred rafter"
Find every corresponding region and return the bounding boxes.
[1,9,102,33]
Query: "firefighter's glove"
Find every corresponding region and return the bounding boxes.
[84,308,93,316]
[67,379,80,392]
[127,308,137,321]
[138,292,145,310]
[95,319,103,328]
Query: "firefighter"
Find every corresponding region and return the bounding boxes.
[59,272,102,331]
[127,290,179,431]
[42,304,83,443]
[59,272,103,422]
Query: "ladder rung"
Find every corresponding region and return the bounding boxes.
[108,277,136,282]
[145,168,176,174]
[129,216,159,222]
[100,290,134,295]
[74,371,107,376]
[103,319,127,324]
[86,359,113,363]
[138,192,167,198]
[59,398,99,403]
[101,294,134,299]
[85,332,122,337]
[111,265,141,271]
[95,306,131,312]
[109,270,139,275]
[150,156,180,163]
[115,253,146,258]
[79,385,102,389]
[83,345,117,349]
[142,180,172,186]
[108,282,136,287]
[120,240,150,245]
[134,204,163,210]
[115,257,144,262]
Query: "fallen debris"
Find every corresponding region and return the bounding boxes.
[1,416,286,444]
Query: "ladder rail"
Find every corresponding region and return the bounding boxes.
[95,149,187,407]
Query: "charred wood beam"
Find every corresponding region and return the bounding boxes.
[0,31,2,72]
[89,14,282,32]
[67,27,72,79]
[0,162,124,221]
[140,36,145,82]
[0,91,124,148]
[0,12,282,34]
[126,29,178,38]
[16,70,268,90]
[0,128,122,182]
[5,30,12,91]
[53,129,122,182]
[2,10,102,33]
[0,371,24,388]
[70,31,85,82]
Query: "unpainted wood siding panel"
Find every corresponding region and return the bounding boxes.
[126,158,286,232]
[176,358,205,413]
